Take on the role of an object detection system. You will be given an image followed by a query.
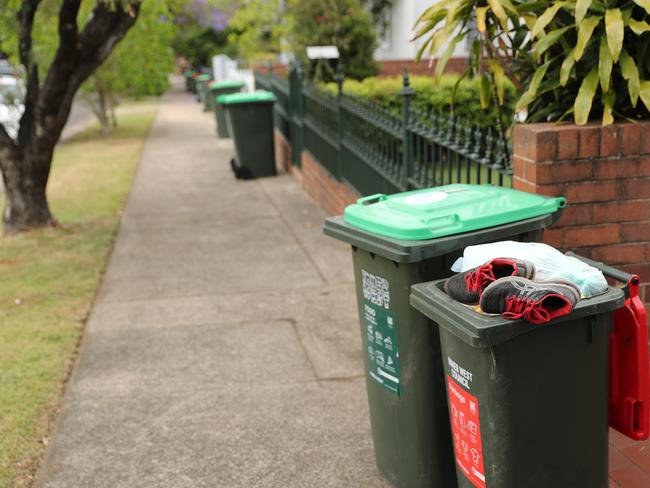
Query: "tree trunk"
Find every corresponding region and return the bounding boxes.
[109,95,118,128]
[0,0,141,233]
[1,152,53,232]
[97,88,112,136]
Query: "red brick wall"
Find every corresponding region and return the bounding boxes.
[255,57,467,79]
[274,130,292,173]
[379,57,468,77]
[300,151,359,216]
[254,63,288,78]
[513,122,650,301]
[273,130,358,213]
[255,58,466,80]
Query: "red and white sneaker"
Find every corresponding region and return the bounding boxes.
[479,276,580,325]
[444,258,535,305]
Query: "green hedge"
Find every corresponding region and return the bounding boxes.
[323,75,516,130]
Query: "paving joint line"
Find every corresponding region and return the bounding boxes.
[255,178,329,285]
[86,317,302,334]
[284,317,321,380]
[63,375,367,404]
[94,282,351,305]
[93,282,354,307]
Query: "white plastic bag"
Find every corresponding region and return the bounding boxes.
[451,241,608,298]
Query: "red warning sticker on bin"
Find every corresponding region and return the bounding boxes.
[448,375,486,488]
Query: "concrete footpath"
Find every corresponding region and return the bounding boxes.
[35,85,390,487]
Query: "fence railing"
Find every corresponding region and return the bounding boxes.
[255,62,512,195]
[254,69,290,142]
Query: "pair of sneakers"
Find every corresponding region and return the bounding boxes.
[444,258,580,325]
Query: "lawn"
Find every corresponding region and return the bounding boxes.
[0,101,157,488]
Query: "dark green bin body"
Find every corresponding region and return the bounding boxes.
[184,73,193,92]
[197,80,205,103]
[224,99,276,178]
[202,82,213,112]
[212,86,244,138]
[323,213,559,488]
[187,75,196,94]
[196,78,211,105]
[410,280,624,488]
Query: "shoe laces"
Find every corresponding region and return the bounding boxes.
[502,295,550,324]
[465,264,496,293]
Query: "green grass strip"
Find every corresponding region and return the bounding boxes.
[0,101,158,488]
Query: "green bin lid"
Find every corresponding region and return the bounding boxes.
[196,74,212,82]
[343,184,566,241]
[210,79,245,90]
[324,212,560,263]
[410,279,624,347]
[218,90,276,105]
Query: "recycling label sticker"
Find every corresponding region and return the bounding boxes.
[448,373,486,488]
[361,270,400,396]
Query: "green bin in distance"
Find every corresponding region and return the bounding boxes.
[410,277,625,488]
[220,91,277,179]
[195,74,212,105]
[323,184,566,488]
[209,80,245,137]
[183,70,195,92]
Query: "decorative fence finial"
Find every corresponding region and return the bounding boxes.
[400,66,414,97]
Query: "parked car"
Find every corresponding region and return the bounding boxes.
[0,73,25,140]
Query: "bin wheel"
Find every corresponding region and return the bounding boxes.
[230,158,253,180]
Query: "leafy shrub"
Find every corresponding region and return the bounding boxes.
[519,1,650,125]
[286,0,379,81]
[323,75,516,129]
[227,0,283,61]
[414,0,650,126]
[175,26,237,68]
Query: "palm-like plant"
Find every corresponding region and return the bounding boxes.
[414,0,650,125]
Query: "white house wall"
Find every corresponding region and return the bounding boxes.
[375,0,470,61]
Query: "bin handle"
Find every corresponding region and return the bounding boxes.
[356,194,387,206]
[566,251,638,298]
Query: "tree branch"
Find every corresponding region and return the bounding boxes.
[76,1,141,63]
[16,0,41,150]
[0,122,19,176]
[35,1,141,145]
[58,0,82,51]
[18,0,40,67]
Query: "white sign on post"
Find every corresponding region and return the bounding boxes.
[306,45,340,60]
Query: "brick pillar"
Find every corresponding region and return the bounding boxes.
[512,122,650,302]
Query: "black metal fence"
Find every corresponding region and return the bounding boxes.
[254,63,512,195]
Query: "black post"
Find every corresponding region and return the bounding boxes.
[400,67,415,189]
[292,59,304,168]
[335,62,345,180]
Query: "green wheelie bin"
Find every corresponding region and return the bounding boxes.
[323,184,566,488]
[209,80,245,137]
[220,91,277,179]
[183,70,195,92]
[195,74,212,105]
[410,272,625,488]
